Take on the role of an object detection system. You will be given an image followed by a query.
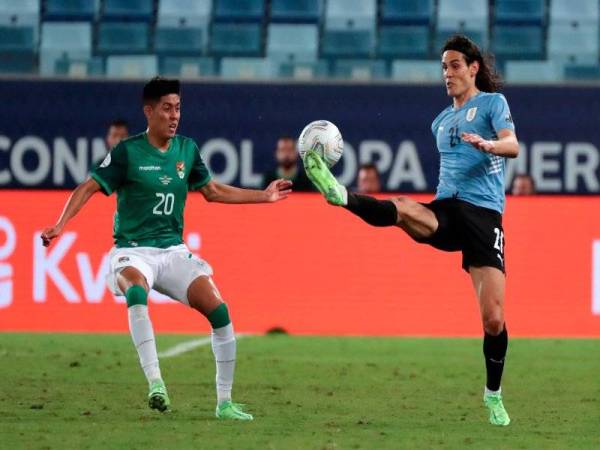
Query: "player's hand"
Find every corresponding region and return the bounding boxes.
[40,225,63,247]
[461,132,496,154]
[265,179,293,202]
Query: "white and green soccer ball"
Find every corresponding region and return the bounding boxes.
[297,120,344,168]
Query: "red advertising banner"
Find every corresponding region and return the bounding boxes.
[0,191,599,336]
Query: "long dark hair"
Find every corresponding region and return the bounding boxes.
[442,35,502,93]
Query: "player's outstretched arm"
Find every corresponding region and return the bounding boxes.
[461,129,519,158]
[199,179,292,204]
[41,177,102,247]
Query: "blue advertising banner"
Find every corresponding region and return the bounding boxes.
[0,79,599,193]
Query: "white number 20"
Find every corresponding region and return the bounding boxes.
[493,227,504,253]
[153,193,174,215]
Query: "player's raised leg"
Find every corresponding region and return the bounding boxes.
[470,266,510,426]
[117,267,170,412]
[303,150,438,239]
[187,276,253,421]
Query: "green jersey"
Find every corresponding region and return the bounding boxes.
[90,132,211,248]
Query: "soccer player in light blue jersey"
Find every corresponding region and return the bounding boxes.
[304,35,518,426]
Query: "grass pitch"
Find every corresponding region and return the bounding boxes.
[0,334,598,450]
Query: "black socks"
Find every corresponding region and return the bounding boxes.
[344,193,398,227]
[483,325,508,391]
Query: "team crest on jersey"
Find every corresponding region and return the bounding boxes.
[466,107,478,122]
[176,161,185,179]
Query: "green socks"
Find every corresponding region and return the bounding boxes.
[126,285,147,307]
[207,303,231,329]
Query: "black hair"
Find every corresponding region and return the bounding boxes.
[442,34,502,93]
[278,135,295,142]
[513,173,536,189]
[359,163,379,174]
[109,118,129,129]
[143,77,180,104]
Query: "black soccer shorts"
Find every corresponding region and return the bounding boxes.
[416,198,506,273]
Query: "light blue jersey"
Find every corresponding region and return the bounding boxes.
[431,92,515,213]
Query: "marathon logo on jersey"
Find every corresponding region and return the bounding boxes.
[159,175,172,185]
[118,256,129,263]
[138,165,161,171]
[176,161,185,179]
[466,107,478,122]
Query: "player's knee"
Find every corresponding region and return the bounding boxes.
[125,284,148,308]
[207,302,231,329]
[390,196,410,220]
[483,316,504,335]
[118,269,149,293]
[391,196,436,234]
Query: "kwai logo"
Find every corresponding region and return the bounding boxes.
[0,217,16,308]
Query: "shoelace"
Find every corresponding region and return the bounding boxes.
[487,397,508,417]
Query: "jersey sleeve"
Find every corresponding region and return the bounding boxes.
[430,117,439,137]
[89,143,127,195]
[490,94,515,133]
[188,143,212,190]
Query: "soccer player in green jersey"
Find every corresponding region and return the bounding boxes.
[41,77,292,420]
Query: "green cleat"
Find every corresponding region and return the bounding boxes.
[215,401,254,421]
[302,150,348,206]
[148,380,171,412]
[484,393,510,426]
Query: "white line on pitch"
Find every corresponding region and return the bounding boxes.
[158,334,249,358]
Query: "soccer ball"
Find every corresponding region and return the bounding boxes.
[297,120,344,168]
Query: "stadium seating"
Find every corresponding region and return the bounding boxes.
[0,25,37,73]
[494,0,545,25]
[563,64,600,81]
[277,60,328,79]
[44,0,96,21]
[437,0,488,31]
[378,25,429,59]
[333,59,387,80]
[54,55,104,76]
[550,0,599,26]
[270,0,321,23]
[157,0,212,27]
[547,23,599,65]
[102,0,153,21]
[3,0,600,82]
[504,60,563,82]
[322,30,375,58]
[434,29,487,52]
[159,57,217,78]
[325,0,376,31]
[40,22,92,75]
[155,27,204,56]
[0,25,36,51]
[267,24,319,62]
[381,0,434,25]
[391,60,442,82]
[210,23,262,56]
[214,0,265,22]
[106,55,157,78]
[220,57,276,79]
[492,25,544,60]
[0,0,39,26]
[97,22,150,54]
